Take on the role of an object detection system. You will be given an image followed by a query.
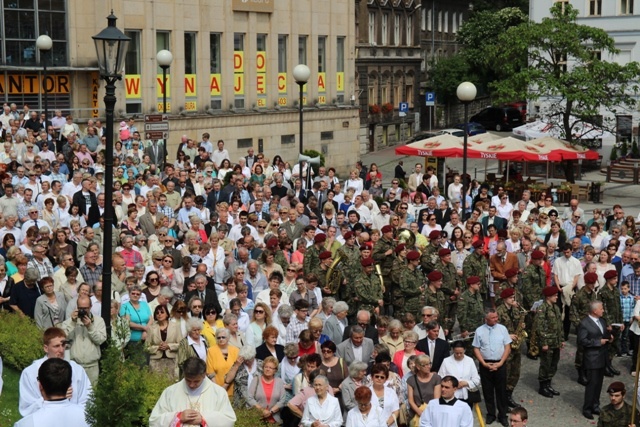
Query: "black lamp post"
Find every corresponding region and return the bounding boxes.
[92,11,130,337]
[293,64,311,188]
[156,49,173,167]
[456,81,477,220]
[36,35,52,136]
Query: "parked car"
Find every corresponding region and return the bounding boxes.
[506,101,527,122]
[454,122,487,136]
[436,128,465,138]
[470,107,524,131]
[405,131,437,144]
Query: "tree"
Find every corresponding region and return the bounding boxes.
[471,0,529,14]
[428,55,479,105]
[491,3,640,182]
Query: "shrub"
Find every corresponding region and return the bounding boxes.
[85,344,173,427]
[235,407,265,427]
[0,312,43,370]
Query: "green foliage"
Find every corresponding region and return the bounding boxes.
[470,0,529,13]
[235,407,265,427]
[491,3,640,145]
[0,311,44,371]
[85,344,173,427]
[428,55,478,104]
[620,141,629,157]
[610,145,618,161]
[0,365,21,424]
[631,138,639,158]
[302,149,325,176]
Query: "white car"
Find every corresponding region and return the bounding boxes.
[436,128,465,138]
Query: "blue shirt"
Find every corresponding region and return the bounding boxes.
[472,322,511,361]
[623,273,640,297]
[120,301,152,342]
[621,293,635,323]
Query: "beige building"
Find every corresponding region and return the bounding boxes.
[0,0,360,173]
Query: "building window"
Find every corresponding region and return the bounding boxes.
[257,33,267,106]
[589,0,602,16]
[438,11,442,32]
[281,134,295,145]
[394,15,400,46]
[459,11,464,27]
[622,0,634,14]
[369,12,376,44]
[278,35,288,73]
[234,33,245,109]
[320,131,334,140]
[382,14,388,45]
[337,37,345,73]
[124,30,142,114]
[156,32,171,72]
[406,16,413,46]
[210,33,222,110]
[298,35,307,64]
[318,36,326,72]
[2,0,68,66]
[406,84,413,108]
[184,32,197,75]
[444,11,448,33]
[426,8,432,31]
[452,12,458,33]
[237,138,253,149]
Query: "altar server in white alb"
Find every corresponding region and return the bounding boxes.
[419,375,473,427]
[14,358,89,427]
[149,357,236,427]
[19,327,92,417]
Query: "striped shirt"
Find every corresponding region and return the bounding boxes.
[621,293,635,323]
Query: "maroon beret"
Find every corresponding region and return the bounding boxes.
[319,251,332,260]
[604,270,618,280]
[584,272,598,284]
[428,271,443,281]
[500,288,515,299]
[361,257,375,267]
[394,243,406,254]
[429,230,441,240]
[406,250,421,261]
[467,276,480,285]
[531,250,545,260]
[607,381,626,394]
[505,268,519,279]
[438,248,451,257]
[314,234,327,243]
[543,286,560,297]
[472,240,484,249]
[381,225,393,234]
[343,231,354,240]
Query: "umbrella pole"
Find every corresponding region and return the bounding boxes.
[506,161,510,182]
[484,159,488,180]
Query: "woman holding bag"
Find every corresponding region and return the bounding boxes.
[406,355,441,422]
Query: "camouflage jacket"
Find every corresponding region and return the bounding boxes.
[521,264,546,310]
[303,245,320,274]
[599,285,623,326]
[420,243,440,274]
[353,272,384,308]
[372,237,396,273]
[424,286,446,318]
[534,301,563,349]
[570,287,597,327]
[433,259,459,298]
[457,289,484,333]
[462,252,489,293]
[597,401,639,427]
[497,303,525,334]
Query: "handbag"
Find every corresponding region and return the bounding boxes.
[409,376,428,427]
[466,387,482,404]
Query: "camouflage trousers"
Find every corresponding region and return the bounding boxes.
[608,328,621,362]
[443,302,457,335]
[538,347,560,382]
[506,348,522,391]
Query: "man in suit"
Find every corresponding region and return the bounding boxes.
[481,206,507,236]
[138,200,165,237]
[342,310,379,344]
[490,242,519,291]
[144,139,166,170]
[71,177,100,227]
[417,320,450,373]
[407,163,423,192]
[323,301,350,344]
[281,208,305,241]
[205,179,223,212]
[578,300,612,420]
[184,273,222,315]
[337,325,374,366]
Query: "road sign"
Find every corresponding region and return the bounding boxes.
[144,114,169,140]
[399,102,408,117]
[425,92,435,107]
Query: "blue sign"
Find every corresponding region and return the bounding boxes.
[399,102,409,113]
[425,92,435,106]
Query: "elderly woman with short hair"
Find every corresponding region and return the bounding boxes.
[177,317,208,378]
[345,386,388,427]
[380,319,404,358]
[256,325,285,362]
[392,330,424,378]
[206,327,240,397]
[300,375,343,427]
[316,297,336,323]
[339,360,370,415]
[247,356,287,423]
[226,345,263,409]
[273,304,294,346]
[278,343,300,402]
[322,300,349,344]
[223,312,248,348]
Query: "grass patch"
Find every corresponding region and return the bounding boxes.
[0,364,21,426]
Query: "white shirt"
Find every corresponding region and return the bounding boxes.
[437,355,480,400]
[346,403,388,427]
[369,385,399,421]
[15,400,89,427]
[352,343,364,362]
[301,394,343,427]
[419,398,474,427]
[19,356,93,416]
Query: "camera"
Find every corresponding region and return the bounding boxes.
[78,309,88,319]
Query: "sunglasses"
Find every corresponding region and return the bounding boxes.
[205,310,217,315]
[254,310,265,314]
[373,375,387,379]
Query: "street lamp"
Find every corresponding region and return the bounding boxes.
[156,49,173,166]
[293,64,311,188]
[456,81,477,220]
[36,35,52,136]
[93,11,130,337]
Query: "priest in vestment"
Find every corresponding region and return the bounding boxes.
[420,376,473,427]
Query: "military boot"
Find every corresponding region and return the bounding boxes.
[577,368,588,386]
[538,381,553,398]
[506,390,520,408]
[545,382,560,396]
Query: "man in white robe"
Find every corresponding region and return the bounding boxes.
[420,376,473,427]
[19,327,92,417]
[149,357,236,427]
[15,358,89,427]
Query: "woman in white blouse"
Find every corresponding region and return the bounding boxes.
[344,169,364,198]
[301,375,343,427]
[437,341,480,403]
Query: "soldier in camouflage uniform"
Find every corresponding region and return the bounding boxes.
[457,276,485,356]
[352,257,384,319]
[598,381,640,427]
[570,271,598,385]
[390,244,408,314]
[521,250,546,358]
[534,286,564,398]
[497,288,525,408]
[314,251,334,297]
[336,231,361,319]
[266,237,289,272]
[303,233,326,274]
[399,250,426,318]
[420,230,442,274]
[424,270,447,331]
[372,225,397,315]
[600,270,623,376]
[495,268,522,308]
[463,240,489,301]
[434,248,460,335]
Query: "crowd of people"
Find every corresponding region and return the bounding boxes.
[2,104,640,426]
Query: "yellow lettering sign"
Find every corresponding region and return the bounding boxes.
[156,74,171,98]
[256,51,266,73]
[0,74,70,95]
[210,74,221,96]
[125,75,141,99]
[278,97,287,106]
[184,74,197,97]
[184,101,197,111]
[234,52,244,73]
[278,73,287,94]
[336,72,344,92]
[234,74,245,95]
[257,73,266,95]
[318,72,326,93]
[157,102,171,113]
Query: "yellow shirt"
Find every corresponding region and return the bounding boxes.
[201,319,224,347]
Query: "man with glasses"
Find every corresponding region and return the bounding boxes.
[342,310,379,343]
[606,204,626,232]
[185,274,222,315]
[285,299,311,344]
[53,253,84,291]
[27,243,54,280]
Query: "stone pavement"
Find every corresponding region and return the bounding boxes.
[361,141,640,219]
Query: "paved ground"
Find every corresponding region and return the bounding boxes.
[359,133,640,425]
